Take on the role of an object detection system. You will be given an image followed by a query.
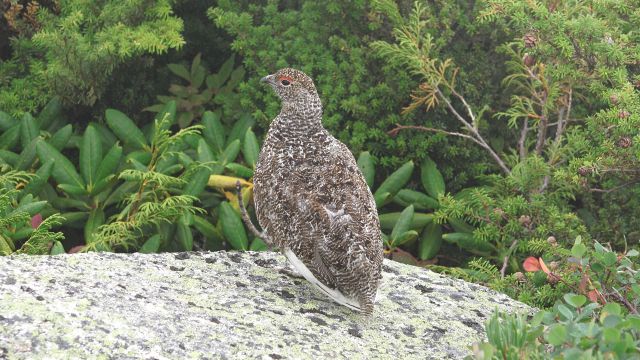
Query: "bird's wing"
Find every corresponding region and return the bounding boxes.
[282,140,382,307]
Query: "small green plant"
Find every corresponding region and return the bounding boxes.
[145,54,245,127]
[355,151,483,264]
[0,169,65,255]
[470,237,640,359]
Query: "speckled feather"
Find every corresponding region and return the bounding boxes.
[253,68,383,314]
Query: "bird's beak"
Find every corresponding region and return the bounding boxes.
[260,74,275,85]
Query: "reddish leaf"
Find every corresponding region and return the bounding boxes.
[587,290,599,303]
[31,214,43,229]
[579,274,589,294]
[523,257,541,272]
[539,258,551,274]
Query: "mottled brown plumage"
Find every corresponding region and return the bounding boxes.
[252,68,383,314]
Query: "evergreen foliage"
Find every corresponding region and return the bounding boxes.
[0,0,185,114]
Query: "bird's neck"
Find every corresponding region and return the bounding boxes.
[275,96,324,136]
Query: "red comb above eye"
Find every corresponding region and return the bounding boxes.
[278,75,293,82]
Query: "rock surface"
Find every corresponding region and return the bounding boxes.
[0,251,531,359]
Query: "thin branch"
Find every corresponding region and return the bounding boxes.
[436,88,512,174]
[609,287,639,314]
[518,118,529,160]
[236,181,274,247]
[589,180,640,193]
[388,125,482,145]
[553,89,572,148]
[500,239,519,278]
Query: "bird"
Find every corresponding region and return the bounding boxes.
[238,68,383,315]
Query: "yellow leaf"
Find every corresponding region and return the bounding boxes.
[208,175,250,189]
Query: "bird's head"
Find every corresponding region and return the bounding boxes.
[261,68,320,107]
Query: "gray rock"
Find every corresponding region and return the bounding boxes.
[0,251,531,359]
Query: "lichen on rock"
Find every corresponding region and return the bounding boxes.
[0,251,532,359]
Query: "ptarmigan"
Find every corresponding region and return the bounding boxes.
[248,68,383,315]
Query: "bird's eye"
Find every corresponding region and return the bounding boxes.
[281,79,291,86]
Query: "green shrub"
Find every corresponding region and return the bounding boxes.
[207,0,507,188]
[0,0,185,115]
[471,238,640,359]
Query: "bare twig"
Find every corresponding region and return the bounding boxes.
[388,125,481,145]
[609,287,639,314]
[518,118,529,160]
[500,239,519,278]
[436,88,512,175]
[236,181,273,247]
[589,180,640,193]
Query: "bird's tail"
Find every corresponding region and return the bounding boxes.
[283,248,364,313]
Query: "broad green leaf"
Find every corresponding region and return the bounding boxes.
[0,111,15,130]
[421,156,445,198]
[379,212,433,232]
[202,111,225,152]
[0,235,14,255]
[374,192,390,208]
[20,113,39,146]
[357,151,375,189]
[218,201,248,250]
[374,160,414,199]
[393,230,419,247]
[546,324,567,346]
[193,215,221,241]
[226,163,254,178]
[391,205,414,242]
[0,149,19,167]
[448,217,475,233]
[183,167,211,197]
[22,160,54,196]
[95,143,122,182]
[84,208,105,244]
[37,97,63,129]
[0,124,20,150]
[57,184,88,196]
[48,124,73,150]
[36,140,85,189]
[91,175,116,195]
[557,304,574,321]
[168,63,191,81]
[393,189,439,210]
[16,137,38,170]
[564,293,587,308]
[125,150,152,167]
[210,56,234,88]
[140,234,161,253]
[80,124,103,185]
[571,243,587,258]
[105,109,147,149]
[176,221,193,251]
[242,127,259,168]
[250,238,268,251]
[226,114,254,147]
[418,222,442,260]
[197,138,216,163]
[12,199,46,216]
[221,139,240,165]
[155,100,176,124]
[50,241,65,255]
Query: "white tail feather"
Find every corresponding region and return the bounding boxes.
[283,249,362,312]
